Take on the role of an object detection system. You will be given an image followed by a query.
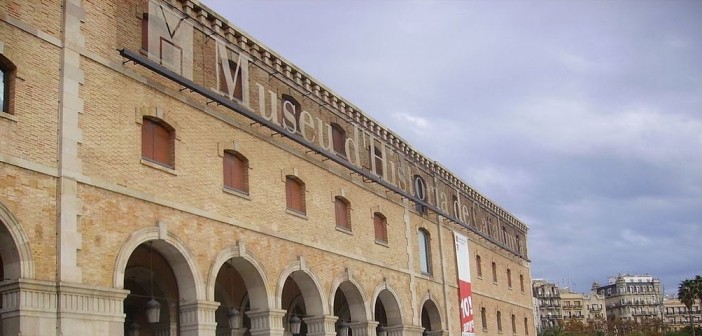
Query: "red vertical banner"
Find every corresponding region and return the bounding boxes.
[454,232,475,336]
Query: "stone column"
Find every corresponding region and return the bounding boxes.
[304,315,338,336]
[179,300,220,336]
[350,320,378,336]
[247,308,286,336]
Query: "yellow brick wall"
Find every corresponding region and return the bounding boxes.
[0,1,536,335]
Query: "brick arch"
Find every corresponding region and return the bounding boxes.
[329,273,369,322]
[276,259,326,316]
[371,282,403,327]
[206,242,271,309]
[113,227,204,301]
[0,201,34,279]
[419,294,443,332]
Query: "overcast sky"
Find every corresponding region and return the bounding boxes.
[201,0,702,294]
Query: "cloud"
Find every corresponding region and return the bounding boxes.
[202,0,702,293]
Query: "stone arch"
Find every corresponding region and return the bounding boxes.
[419,294,443,332]
[276,259,326,316]
[113,227,204,301]
[0,201,34,279]
[207,242,271,309]
[371,282,403,327]
[329,272,369,322]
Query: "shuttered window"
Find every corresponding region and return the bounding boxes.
[492,262,498,284]
[285,176,305,214]
[331,123,346,157]
[373,212,387,243]
[507,268,512,288]
[219,59,243,100]
[476,255,483,277]
[334,196,350,230]
[223,151,248,193]
[142,117,174,168]
[497,311,502,332]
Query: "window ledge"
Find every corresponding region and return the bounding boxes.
[285,208,308,219]
[0,112,17,122]
[335,226,353,235]
[223,187,251,200]
[374,239,389,247]
[141,159,177,175]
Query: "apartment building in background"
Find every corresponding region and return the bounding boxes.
[594,275,664,322]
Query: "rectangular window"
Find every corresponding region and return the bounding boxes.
[223,151,248,193]
[507,269,512,288]
[492,262,498,284]
[335,197,350,230]
[285,176,305,214]
[0,69,5,112]
[142,117,174,167]
[373,212,387,243]
[418,229,432,275]
[476,255,482,278]
[1,55,17,114]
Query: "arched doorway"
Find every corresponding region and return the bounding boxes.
[0,202,34,336]
[420,299,442,335]
[280,270,324,336]
[333,281,366,336]
[374,288,402,333]
[123,243,179,336]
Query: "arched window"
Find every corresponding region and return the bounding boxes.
[373,212,387,243]
[418,228,432,275]
[331,123,346,157]
[281,94,301,133]
[512,314,517,334]
[141,117,175,168]
[497,311,502,332]
[285,176,305,214]
[1,54,16,114]
[334,196,351,230]
[476,255,483,278]
[491,262,498,284]
[219,58,243,101]
[520,274,525,292]
[223,150,248,194]
[481,307,488,331]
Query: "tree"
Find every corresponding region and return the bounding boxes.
[696,276,702,312]
[679,279,697,336]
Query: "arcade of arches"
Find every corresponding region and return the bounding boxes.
[0,204,443,336]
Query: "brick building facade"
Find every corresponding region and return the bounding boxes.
[0,1,534,335]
